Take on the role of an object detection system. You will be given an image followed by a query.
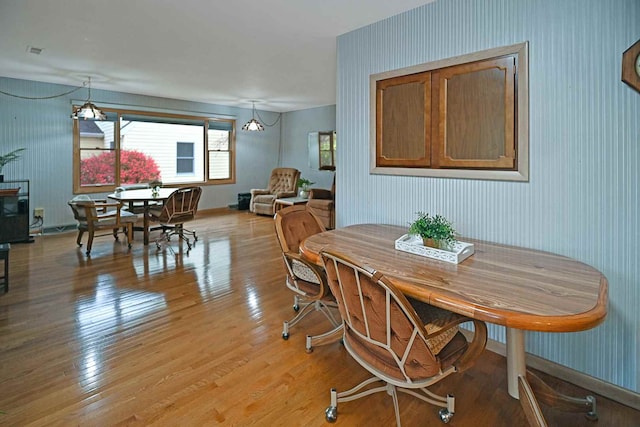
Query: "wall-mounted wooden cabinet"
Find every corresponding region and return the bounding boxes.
[371,42,528,181]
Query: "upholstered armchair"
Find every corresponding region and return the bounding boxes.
[250,167,300,216]
[306,174,335,229]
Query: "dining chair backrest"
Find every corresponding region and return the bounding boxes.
[275,205,326,254]
[153,186,202,224]
[320,249,442,381]
[68,195,97,224]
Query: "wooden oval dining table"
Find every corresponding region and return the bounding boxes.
[300,224,608,427]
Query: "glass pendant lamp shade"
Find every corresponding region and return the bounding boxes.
[72,101,107,120]
[71,77,106,120]
[242,118,264,131]
[242,101,265,131]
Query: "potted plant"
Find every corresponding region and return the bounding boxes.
[408,212,457,250]
[0,148,26,182]
[297,177,315,199]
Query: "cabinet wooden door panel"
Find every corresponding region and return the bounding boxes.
[436,56,516,169]
[376,72,431,167]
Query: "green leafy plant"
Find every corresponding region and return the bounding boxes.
[0,148,26,174]
[408,212,456,249]
[297,177,315,190]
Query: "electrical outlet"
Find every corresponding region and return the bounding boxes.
[34,207,45,219]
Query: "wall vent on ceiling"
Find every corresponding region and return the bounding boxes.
[26,46,43,55]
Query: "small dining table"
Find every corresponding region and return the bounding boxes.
[108,188,177,245]
[300,224,608,426]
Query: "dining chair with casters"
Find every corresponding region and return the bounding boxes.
[148,186,202,251]
[320,249,488,425]
[68,195,137,256]
[274,205,342,353]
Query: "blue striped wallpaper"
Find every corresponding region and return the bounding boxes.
[336,0,639,392]
[0,78,283,227]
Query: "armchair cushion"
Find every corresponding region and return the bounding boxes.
[408,298,462,355]
[291,258,321,285]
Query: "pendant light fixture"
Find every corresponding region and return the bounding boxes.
[71,76,107,120]
[242,101,265,131]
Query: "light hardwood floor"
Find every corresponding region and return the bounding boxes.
[0,209,637,426]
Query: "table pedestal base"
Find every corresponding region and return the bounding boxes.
[507,329,597,427]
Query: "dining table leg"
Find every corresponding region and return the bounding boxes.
[143,202,150,245]
[506,328,527,398]
[506,327,598,426]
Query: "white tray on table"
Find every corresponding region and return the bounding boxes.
[394,234,474,264]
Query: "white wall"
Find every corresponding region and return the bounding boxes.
[336,0,639,392]
[280,105,337,191]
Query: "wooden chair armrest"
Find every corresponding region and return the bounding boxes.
[93,201,121,208]
[453,319,488,373]
[94,201,122,214]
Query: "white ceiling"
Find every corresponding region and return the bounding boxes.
[0,0,433,112]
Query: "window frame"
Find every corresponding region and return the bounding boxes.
[207,123,235,182]
[73,108,236,193]
[370,42,529,182]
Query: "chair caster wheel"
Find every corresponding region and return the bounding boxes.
[305,347,313,354]
[585,395,598,421]
[293,304,300,312]
[439,408,454,423]
[325,406,337,423]
[282,333,289,340]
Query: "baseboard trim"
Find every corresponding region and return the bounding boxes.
[482,336,640,411]
[198,206,246,215]
[42,224,77,234]
[37,207,236,236]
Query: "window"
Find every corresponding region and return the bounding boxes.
[176,142,195,174]
[371,42,529,181]
[73,109,235,193]
[208,124,233,180]
[308,131,337,170]
[318,131,336,170]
